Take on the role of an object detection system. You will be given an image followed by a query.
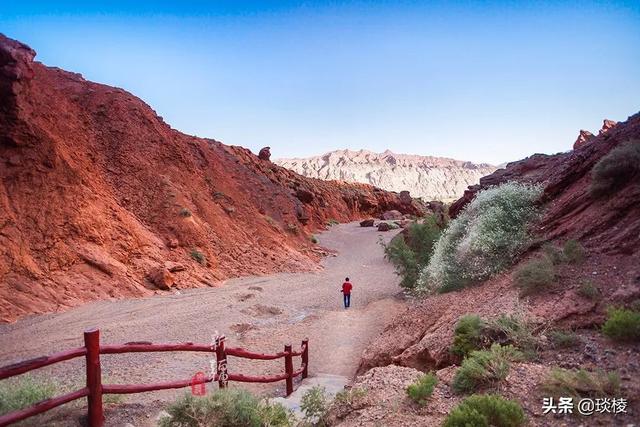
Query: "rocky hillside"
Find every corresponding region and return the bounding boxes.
[276,149,496,201]
[347,115,640,426]
[0,34,424,323]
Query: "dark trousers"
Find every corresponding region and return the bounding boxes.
[343,293,351,308]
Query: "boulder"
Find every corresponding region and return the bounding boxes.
[598,119,617,136]
[377,222,391,232]
[258,146,271,161]
[360,218,375,227]
[164,261,186,273]
[148,267,175,290]
[295,188,314,204]
[399,190,412,205]
[573,130,595,149]
[381,210,403,221]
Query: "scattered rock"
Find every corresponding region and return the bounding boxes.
[377,222,391,232]
[258,146,271,161]
[360,219,375,227]
[148,267,175,290]
[164,261,186,273]
[381,210,402,221]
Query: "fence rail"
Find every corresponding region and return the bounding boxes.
[0,328,308,427]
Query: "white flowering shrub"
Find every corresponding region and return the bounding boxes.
[419,182,542,293]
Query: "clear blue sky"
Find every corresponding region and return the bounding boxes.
[2,1,639,164]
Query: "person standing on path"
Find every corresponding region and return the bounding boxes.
[341,277,353,308]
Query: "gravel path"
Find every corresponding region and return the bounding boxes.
[0,222,407,422]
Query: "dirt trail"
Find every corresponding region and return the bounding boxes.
[0,222,408,421]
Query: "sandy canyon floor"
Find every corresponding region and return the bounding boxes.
[0,222,409,426]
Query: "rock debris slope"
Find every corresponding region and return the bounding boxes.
[276,149,496,201]
[0,34,424,322]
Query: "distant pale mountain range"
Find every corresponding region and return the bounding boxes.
[275,149,497,201]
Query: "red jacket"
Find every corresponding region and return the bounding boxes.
[342,282,352,294]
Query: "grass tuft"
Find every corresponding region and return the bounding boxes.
[406,372,438,405]
[601,307,640,342]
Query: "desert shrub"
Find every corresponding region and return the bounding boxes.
[452,344,522,394]
[421,182,542,293]
[300,386,329,426]
[0,376,56,416]
[541,243,565,265]
[189,249,206,265]
[486,313,539,357]
[310,235,319,244]
[384,218,442,289]
[159,390,293,427]
[451,315,485,358]
[542,368,620,398]
[406,372,438,405]
[333,387,367,408]
[631,299,640,312]
[513,255,555,296]
[179,208,192,217]
[577,280,600,300]
[563,239,585,264]
[326,219,339,226]
[285,223,299,235]
[444,394,525,427]
[590,140,640,198]
[601,307,640,342]
[549,330,580,348]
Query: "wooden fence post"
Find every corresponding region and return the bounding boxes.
[284,344,293,396]
[84,328,103,427]
[301,338,309,379]
[216,336,228,389]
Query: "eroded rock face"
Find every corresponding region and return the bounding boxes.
[258,146,271,161]
[573,130,595,149]
[275,149,496,201]
[0,34,426,322]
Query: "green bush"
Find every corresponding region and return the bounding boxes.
[542,368,620,398]
[444,394,525,427]
[333,387,367,408]
[577,280,600,300]
[421,182,542,293]
[451,315,485,358]
[563,239,585,264]
[549,330,580,348]
[406,372,438,405]
[0,376,56,416]
[590,140,640,198]
[190,249,207,265]
[541,243,565,265]
[159,390,293,427]
[601,307,640,342]
[452,344,522,394]
[300,386,329,426]
[513,255,555,296]
[384,218,442,289]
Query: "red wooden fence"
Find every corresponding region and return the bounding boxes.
[0,328,308,427]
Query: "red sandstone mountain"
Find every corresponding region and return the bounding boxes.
[0,34,424,323]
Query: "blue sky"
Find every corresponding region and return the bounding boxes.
[2,1,639,164]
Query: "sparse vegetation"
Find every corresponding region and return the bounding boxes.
[542,368,620,398]
[333,387,367,409]
[443,394,525,427]
[300,386,329,426]
[577,280,600,300]
[631,299,640,312]
[159,390,293,427]
[285,223,299,235]
[590,140,640,198]
[310,235,319,244]
[541,243,565,265]
[563,239,585,264]
[189,248,206,265]
[513,255,555,296]
[0,376,56,416]
[406,372,438,405]
[326,219,339,226]
[452,344,522,394]
[383,218,442,289]
[549,330,580,348]
[451,315,485,358]
[601,307,640,342]
[179,207,192,217]
[421,182,542,293]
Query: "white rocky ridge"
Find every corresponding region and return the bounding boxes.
[275,149,496,201]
